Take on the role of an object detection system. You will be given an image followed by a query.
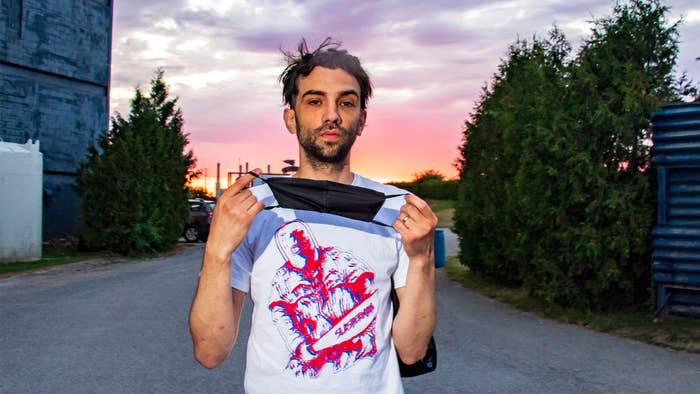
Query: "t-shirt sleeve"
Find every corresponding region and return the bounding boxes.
[393,234,410,289]
[230,236,253,292]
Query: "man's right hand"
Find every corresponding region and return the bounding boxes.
[190,169,263,368]
[205,168,265,262]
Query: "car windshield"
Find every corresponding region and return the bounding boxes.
[207,202,216,211]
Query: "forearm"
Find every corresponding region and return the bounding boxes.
[188,170,261,368]
[189,248,238,369]
[392,255,436,364]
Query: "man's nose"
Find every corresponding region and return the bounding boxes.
[322,103,340,124]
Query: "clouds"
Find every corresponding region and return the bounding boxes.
[111,0,700,182]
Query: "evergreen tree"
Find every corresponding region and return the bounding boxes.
[455,0,690,309]
[456,29,570,284]
[76,71,196,254]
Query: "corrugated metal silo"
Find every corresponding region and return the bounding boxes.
[651,103,700,317]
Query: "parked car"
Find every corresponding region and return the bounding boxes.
[184,198,216,242]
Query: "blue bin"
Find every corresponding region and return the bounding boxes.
[434,229,446,268]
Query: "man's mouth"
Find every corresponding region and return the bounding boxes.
[319,128,342,141]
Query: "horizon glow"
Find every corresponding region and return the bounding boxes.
[112,0,700,192]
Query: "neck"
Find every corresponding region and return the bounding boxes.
[294,152,354,184]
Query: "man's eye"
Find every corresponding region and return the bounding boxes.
[308,99,321,105]
[341,101,356,107]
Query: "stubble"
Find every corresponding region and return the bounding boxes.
[296,120,360,172]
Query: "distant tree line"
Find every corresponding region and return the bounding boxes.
[189,186,214,200]
[454,0,697,310]
[389,170,459,200]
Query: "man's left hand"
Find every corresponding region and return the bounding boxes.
[393,194,438,259]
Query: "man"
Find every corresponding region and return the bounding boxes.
[189,38,437,393]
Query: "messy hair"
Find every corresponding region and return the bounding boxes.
[279,37,372,109]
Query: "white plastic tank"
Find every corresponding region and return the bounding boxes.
[0,139,43,262]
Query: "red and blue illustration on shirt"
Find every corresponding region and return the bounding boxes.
[268,220,378,377]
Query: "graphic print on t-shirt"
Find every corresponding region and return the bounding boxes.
[268,220,378,378]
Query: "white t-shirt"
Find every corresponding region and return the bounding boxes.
[231,174,409,394]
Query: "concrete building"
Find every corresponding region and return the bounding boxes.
[1,0,113,239]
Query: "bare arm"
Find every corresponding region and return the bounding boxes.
[188,170,264,369]
[391,194,437,364]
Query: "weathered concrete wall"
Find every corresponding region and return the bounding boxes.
[1,0,112,85]
[0,64,108,173]
[0,0,112,239]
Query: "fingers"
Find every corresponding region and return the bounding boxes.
[240,191,265,214]
[394,195,437,231]
[205,169,265,258]
[217,188,264,223]
[226,168,263,195]
[393,197,437,259]
[404,194,435,219]
[393,209,425,234]
[217,168,265,212]
[212,167,264,225]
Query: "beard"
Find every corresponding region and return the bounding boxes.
[296,119,361,166]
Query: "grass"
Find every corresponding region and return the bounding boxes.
[426,199,455,228]
[0,241,107,277]
[443,256,700,354]
[0,240,193,277]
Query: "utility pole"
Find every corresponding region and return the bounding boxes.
[203,168,208,194]
[216,163,222,198]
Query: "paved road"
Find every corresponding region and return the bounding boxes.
[1,230,699,393]
[0,245,249,393]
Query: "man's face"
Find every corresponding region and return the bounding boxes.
[284,66,366,165]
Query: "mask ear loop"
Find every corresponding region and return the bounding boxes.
[247,171,267,183]
[246,171,279,210]
[371,193,410,227]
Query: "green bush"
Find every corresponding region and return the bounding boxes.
[455,0,690,309]
[76,71,197,255]
[389,170,459,200]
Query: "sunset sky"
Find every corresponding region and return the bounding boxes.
[110,0,700,190]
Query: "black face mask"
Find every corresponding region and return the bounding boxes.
[249,172,406,226]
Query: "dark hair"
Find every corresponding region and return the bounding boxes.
[279,37,372,109]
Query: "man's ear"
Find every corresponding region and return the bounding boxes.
[357,109,367,136]
[283,108,297,134]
